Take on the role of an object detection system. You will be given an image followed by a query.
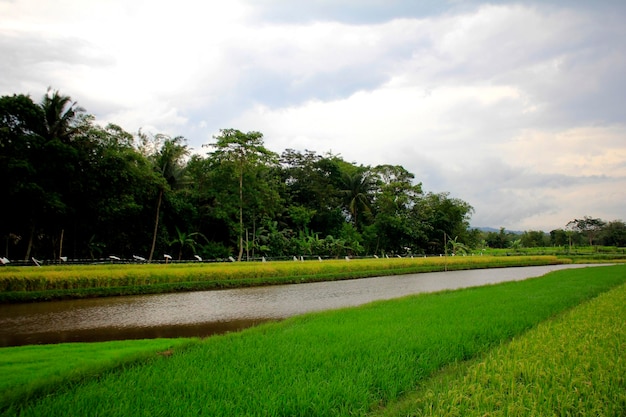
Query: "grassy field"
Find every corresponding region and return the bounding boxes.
[481,245,626,262]
[375,271,626,416]
[0,338,198,411]
[0,255,565,302]
[2,264,624,416]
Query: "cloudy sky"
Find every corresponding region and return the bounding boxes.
[2,0,625,231]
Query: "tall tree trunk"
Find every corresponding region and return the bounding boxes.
[59,228,64,260]
[237,171,244,261]
[251,216,256,259]
[24,220,35,261]
[149,188,163,262]
[246,228,249,261]
[443,232,448,272]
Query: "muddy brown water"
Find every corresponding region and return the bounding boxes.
[0,264,600,347]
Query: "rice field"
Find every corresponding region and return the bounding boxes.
[0,255,564,302]
[375,271,626,416]
[2,264,624,416]
[0,338,198,411]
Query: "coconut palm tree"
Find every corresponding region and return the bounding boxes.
[21,89,85,261]
[340,170,374,231]
[40,88,84,142]
[148,135,189,262]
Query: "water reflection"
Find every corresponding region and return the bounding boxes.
[0,264,596,346]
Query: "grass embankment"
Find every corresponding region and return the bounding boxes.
[0,338,198,411]
[3,265,624,416]
[0,255,563,302]
[376,272,626,416]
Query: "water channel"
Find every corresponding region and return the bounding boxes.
[0,264,599,347]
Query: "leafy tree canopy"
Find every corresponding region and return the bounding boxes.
[2,90,485,261]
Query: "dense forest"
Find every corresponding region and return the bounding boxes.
[1,90,624,262]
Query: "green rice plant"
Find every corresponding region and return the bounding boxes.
[482,245,626,263]
[374,278,626,416]
[0,338,198,411]
[0,256,565,302]
[4,265,624,416]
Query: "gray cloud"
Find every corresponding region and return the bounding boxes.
[0,30,113,94]
[440,161,624,230]
[1,0,625,231]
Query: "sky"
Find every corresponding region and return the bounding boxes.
[1,0,625,232]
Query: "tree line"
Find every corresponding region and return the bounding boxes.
[3,90,623,263]
[483,216,626,250]
[1,89,477,262]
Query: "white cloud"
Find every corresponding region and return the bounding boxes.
[232,81,527,162]
[0,0,253,118]
[504,126,626,177]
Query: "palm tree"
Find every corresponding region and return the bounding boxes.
[40,88,84,142]
[340,171,374,230]
[169,227,207,260]
[148,135,189,262]
[21,89,84,261]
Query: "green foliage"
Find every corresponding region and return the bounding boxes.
[4,266,625,416]
[0,89,483,261]
[447,235,469,255]
[340,168,375,230]
[414,192,474,254]
[484,227,512,249]
[520,230,549,247]
[144,135,190,261]
[5,88,626,264]
[567,216,606,246]
[197,240,232,259]
[0,339,198,411]
[599,220,626,246]
[376,271,626,417]
[206,129,280,261]
[280,149,345,235]
[40,88,85,142]
[168,226,207,260]
[367,165,424,255]
[0,92,160,261]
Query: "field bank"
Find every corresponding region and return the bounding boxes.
[0,255,564,302]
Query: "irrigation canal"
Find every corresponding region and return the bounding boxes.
[0,264,601,347]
